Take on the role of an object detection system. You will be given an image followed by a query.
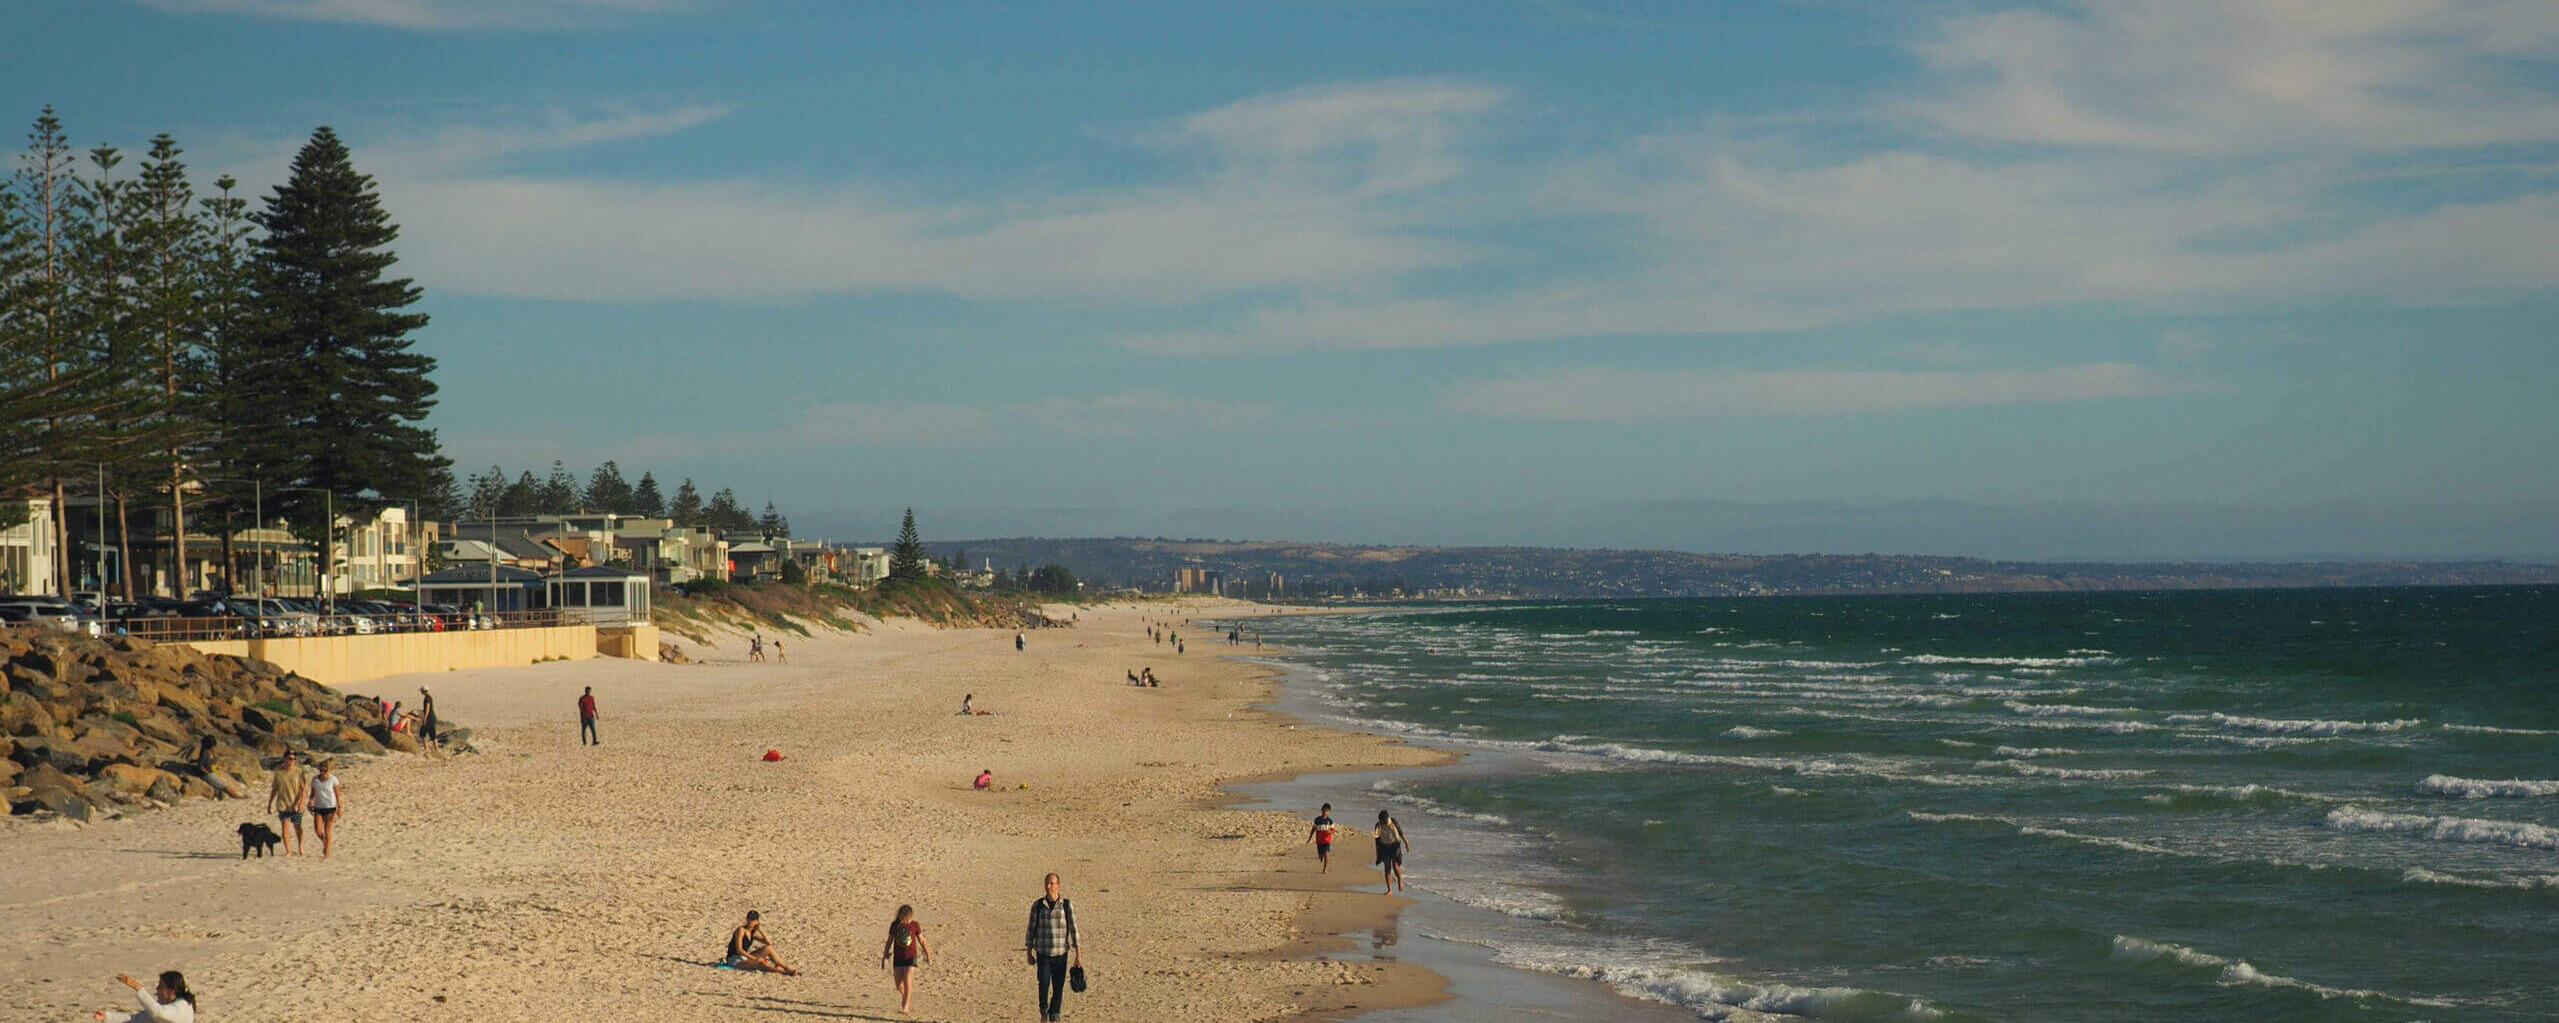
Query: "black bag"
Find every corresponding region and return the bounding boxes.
[1068,965,1088,993]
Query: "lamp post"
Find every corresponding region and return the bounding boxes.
[276,487,337,612]
[197,477,263,598]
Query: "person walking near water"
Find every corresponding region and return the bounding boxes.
[578,686,600,745]
[418,686,441,755]
[309,758,343,858]
[1023,872,1083,1022]
[267,749,309,855]
[880,903,931,1014]
[1307,803,1338,873]
[1375,810,1410,893]
[1015,631,1026,651]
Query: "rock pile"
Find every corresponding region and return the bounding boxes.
[3,625,437,822]
[658,641,690,664]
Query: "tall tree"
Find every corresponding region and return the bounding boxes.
[757,501,787,538]
[583,460,633,512]
[70,141,163,597]
[888,508,926,581]
[245,126,449,590]
[462,463,507,520]
[130,133,213,594]
[499,470,539,516]
[704,487,745,532]
[630,471,665,518]
[668,477,702,526]
[537,459,577,513]
[4,108,98,593]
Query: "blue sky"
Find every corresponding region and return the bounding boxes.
[14,0,2559,558]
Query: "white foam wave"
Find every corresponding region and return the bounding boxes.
[2167,712,2422,735]
[1722,726,1789,739]
[2415,774,2559,799]
[2019,826,2188,857]
[1983,762,2155,781]
[2440,723,2559,735]
[1903,653,2121,668]
[2014,719,2160,734]
[2401,866,2559,890]
[2156,783,2343,804]
[2325,807,2559,850]
[1906,810,2016,825]
[1992,746,2078,758]
[1505,957,1946,1021]
[2003,701,2134,718]
[2111,935,2451,1005]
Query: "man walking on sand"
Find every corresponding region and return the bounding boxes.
[1024,872,1083,1022]
[267,749,310,855]
[578,686,600,745]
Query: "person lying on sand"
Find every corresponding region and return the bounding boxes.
[725,911,798,975]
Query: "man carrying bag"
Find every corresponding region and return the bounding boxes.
[1024,872,1085,1021]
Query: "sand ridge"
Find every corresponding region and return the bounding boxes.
[1,600,1451,1022]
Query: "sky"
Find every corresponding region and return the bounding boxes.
[10,0,2558,560]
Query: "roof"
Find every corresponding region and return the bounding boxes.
[418,565,545,585]
[558,564,649,579]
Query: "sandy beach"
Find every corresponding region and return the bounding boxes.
[1,600,1455,1022]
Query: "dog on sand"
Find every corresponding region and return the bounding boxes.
[238,821,282,858]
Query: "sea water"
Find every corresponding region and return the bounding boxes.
[1211,587,2559,1022]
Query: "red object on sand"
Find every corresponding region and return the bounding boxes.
[763,749,783,762]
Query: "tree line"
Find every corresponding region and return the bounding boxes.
[1,107,449,597]
[458,460,791,537]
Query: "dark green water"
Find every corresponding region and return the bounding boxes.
[1221,587,2559,1021]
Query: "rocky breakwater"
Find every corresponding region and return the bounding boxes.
[3,625,447,823]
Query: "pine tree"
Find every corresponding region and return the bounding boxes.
[3,108,108,592]
[130,134,214,593]
[888,507,926,581]
[244,126,449,588]
[499,471,539,516]
[538,460,577,513]
[758,501,787,538]
[668,477,702,526]
[584,460,633,513]
[463,464,507,520]
[705,488,747,532]
[630,472,665,518]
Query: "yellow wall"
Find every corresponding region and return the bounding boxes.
[182,625,598,686]
[595,624,661,660]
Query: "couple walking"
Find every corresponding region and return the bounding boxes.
[719,873,1087,1021]
[1308,804,1411,892]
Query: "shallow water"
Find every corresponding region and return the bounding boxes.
[1216,587,2559,1022]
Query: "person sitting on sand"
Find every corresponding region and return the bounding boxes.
[92,970,193,1023]
[1127,669,1142,686]
[725,910,798,975]
[975,769,994,791]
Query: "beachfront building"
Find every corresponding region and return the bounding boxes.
[846,546,890,588]
[0,498,61,596]
[340,506,436,592]
[417,564,548,612]
[548,564,652,625]
[608,519,728,585]
[725,539,784,582]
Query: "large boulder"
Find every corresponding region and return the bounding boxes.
[11,785,91,821]
[97,762,178,796]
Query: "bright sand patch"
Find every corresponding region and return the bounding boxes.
[1,599,1451,1022]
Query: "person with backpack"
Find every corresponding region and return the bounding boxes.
[880,904,931,1014]
[1023,872,1084,1022]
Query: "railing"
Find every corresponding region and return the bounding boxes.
[110,607,634,644]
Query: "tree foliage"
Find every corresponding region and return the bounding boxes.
[889,507,927,581]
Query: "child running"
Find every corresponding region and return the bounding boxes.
[1307,803,1338,873]
[879,904,932,1014]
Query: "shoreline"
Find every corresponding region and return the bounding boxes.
[0,599,1465,1022]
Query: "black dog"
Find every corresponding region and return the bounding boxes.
[238,822,281,859]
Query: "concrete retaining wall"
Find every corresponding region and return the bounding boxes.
[181,625,599,686]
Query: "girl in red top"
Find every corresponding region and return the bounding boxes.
[880,904,931,1014]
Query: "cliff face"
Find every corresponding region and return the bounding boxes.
[2,626,435,823]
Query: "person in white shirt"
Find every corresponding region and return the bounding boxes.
[309,758,344,858]
[92,970,193,1023]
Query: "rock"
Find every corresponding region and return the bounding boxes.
[659,642,691,664]
[304,732,348,755]
[155,683,209,718]
[13,736,89,775]
[12,785,91,821]
[367,725,419,754]
[204,772,247,799]
[98,762,178,795]
[145,775,180,803]
[178,774,218,800]
[0,760,16,788]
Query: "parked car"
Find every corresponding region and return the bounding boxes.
[224,597,319,637]
[0,596,103,636]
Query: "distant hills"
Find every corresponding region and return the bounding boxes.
[923,538,2559,599]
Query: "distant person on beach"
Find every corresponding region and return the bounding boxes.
[1177,639,1185,654]
[1024,872,1083,1023]
[1126,669,1140,686]
[1015,631,1026,651]
[267,749,309,855]
[418,686,440,754]
[774,639,786,663]
[90,970,193,1023]
[725,910,798,975]
[880,903,932,1014]
[578,686,600,746]
[1307,803,1338,873]
[1143,667,1157,687]
[961,693,975,714]
[1375,810,1410,893]
[309,758,343,857]
[749,634,763,662]
[975,769,994,790]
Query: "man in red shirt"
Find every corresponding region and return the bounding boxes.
[578,686,600,746]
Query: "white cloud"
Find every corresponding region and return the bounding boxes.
[793,391,1268,447]
[1441,363,2228,422]
[1902,0,2559,154]
[133,0,691,29]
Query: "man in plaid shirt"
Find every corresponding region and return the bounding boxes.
[1023,872,1083,1021]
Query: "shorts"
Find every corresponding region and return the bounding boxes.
[1316,840,1332,855]
[893,956,918,969]
[277,810,303,823]
[1377,840,1403,867]
[313,806,338,822]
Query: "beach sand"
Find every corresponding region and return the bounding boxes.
[1,599,1456,1022]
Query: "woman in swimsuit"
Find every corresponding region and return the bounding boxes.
[725,910,798,975]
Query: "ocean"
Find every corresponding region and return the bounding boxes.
[1210,587,2559,1022]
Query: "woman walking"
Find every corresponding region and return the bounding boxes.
[309,758,344,858]
[879,904,931,1014]
[1375,810,1410,893]
[91,970,193,1022]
